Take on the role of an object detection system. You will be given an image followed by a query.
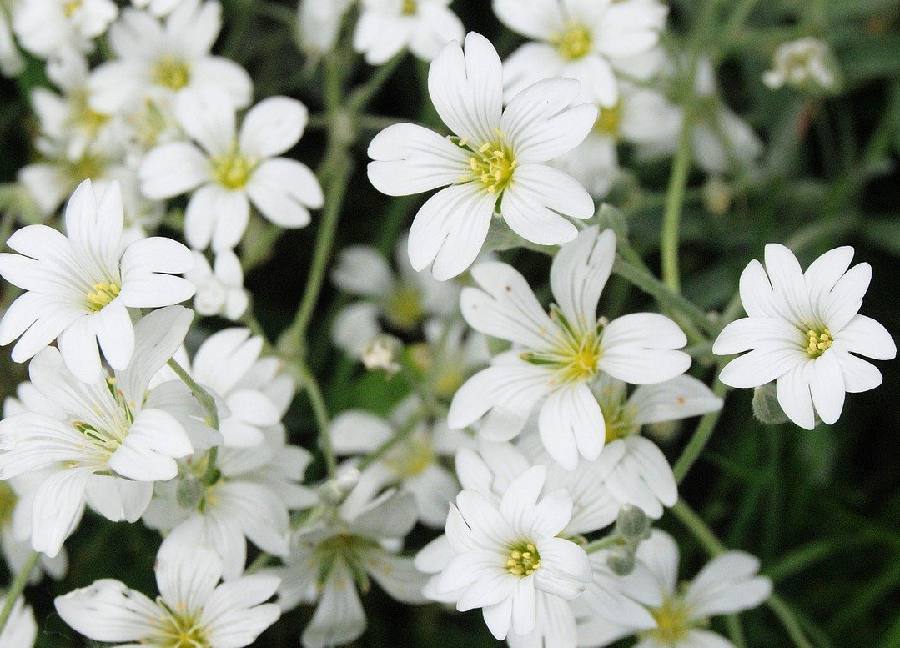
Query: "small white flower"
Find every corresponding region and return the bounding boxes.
[0,180,195,382]
[0,5,24,77]
[494,0,668,102]
[0,596,36,647]
[331,399,471,527]
[297,0,353,56]
[13,0,117,60]
[141,91,323,251]
[579,530,771,647]
[0,306,195,556]
[55,533,280,647]
[367,32,598,280]
[331,237,459,357]
[143,425,317,580]
[271,490,428,648]
[354,0,464,65]
[88,0,251,115]
[763,37,838,92]
[713,244,896,430]
[185,249,250,320]
[448,226,690,469]
[428,465,591,640]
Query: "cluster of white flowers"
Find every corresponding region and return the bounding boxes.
[0,0,890,647]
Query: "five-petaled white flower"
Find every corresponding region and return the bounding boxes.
[55,533,281,648]
[0,306,195,556]
[13,0,118,60]
[88,0,251,115]
[367,32,598,280]
[428,465,591,640]
[580,530,771,647]
[448,226,691,469]
[141,91,323,251]
[713,244,896,430]
[354,0,465,65]
[763,37,838,93]
[0,180,195,383]
[493,0,668,102]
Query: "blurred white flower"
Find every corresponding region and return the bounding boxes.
[448,227,690,469]
[330,236,458,357]
[186,249,250,320]
[0,4,23,77]
[89,0,251,115]
[713,244,896,429]
[0,596,36,647]
[271,489,429,648]
[763,37,838,92]
[331,399,471,527]
[354,0,464,65]
[578,530,771,647]
[0,180,194,382]
[141,92,323,251]
[144,425,317,580]
[367,32,597,280]
[494,0,668,102]
[0,306,195,556]
[55,533,280,647]
[426,465,591,640]
[297,0,353,56]
[13,0,117,60]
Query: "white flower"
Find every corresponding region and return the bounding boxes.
[0,596,36,648]
[55,533,280,647]
[88,0,251,115]
[494,0,668,102]
[297,0,353,56]
[427,465,590,640]
[143,425,317,580]
[0,306,195,556]
[354,0,464,65]
[713,244,896,430]
[185,249,250,320]
[0,5,24,77]
[367,32,598,280]
[173,327,295,447]
[579,530,771,647]
[763,37,838,92]
[448,226,690,469]
[140,91,323,251]
[330,237,459,357]
[331,399,471,527]
[271,490,428,648]
[0,180,195,382]
[13,0,117,60]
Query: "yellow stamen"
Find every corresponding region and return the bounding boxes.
[63,0,82,17]
[556,24,593,60]
[506,541,541,577]
[85,282,120,312]
[401,0,417,15]
[211,150,255,190]
[468,141,517,195]
[385,285,424,330]
[805,327,833,358]
[153,56,191,91]
[594,101,622,137]
[645,596,693,644]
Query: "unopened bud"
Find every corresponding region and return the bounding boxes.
[319,464,360,504]
[176,476,204,510]
[615,505,650,541]
[702,176,732,216]
[607,548,635,576]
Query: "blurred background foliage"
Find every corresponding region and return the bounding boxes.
[1,0,899,646]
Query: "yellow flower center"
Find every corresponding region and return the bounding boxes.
[647,596,692,644]
[556,24,593,60]
[156,604,211,648]
[521,309,603,384]
[805,327,832,358]
[384,433,435,478]
[385,285,424,330]
[85,282,121,312]
[70,91,109,134]
[153,56,191,91]
[506,541,541,577]
[468,141,517,195]
[65,153,105,183]
[63,0,82,17]
[594,101,622,137]
[602,400,639,442]
[0,482,17,528]
[401,0,417,15]
[211,151,255,190]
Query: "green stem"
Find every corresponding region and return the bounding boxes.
[768,595,815,648]
[672,372,728,483]
[584,535,621,554]
[348,52,405,113]
[358,407,429,471]
[660,121,694,294]
[0,551,38,634]
[167,358,220,484]
[292,361,336,477]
